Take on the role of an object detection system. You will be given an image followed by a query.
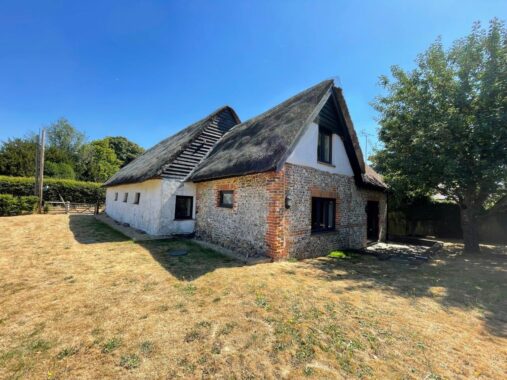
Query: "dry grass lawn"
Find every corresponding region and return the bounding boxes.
[0,214,506,379]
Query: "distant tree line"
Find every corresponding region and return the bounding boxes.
[0,118,144,182]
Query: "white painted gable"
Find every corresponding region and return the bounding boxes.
[286,122,354,176]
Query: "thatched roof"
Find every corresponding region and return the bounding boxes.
[104,79,386,191]
[190,80,335,181]
[103,106,240,187]
[190,80,386,190]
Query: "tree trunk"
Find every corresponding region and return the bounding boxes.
[460,205,480,253]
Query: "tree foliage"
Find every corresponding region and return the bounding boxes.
[0,138,37,177]
[79,140,120,182]
[45,161,76,180]
[102,136,144,167]
[46,118,85,161]
[371,19,507,252]
[0,118,143,183]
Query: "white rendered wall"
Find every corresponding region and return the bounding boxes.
[105,179,164,235]
[105,178,196,235]
[159,180,196,235]
[287,122,354,176]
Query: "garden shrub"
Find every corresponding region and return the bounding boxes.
[0,194,38,216]
[0,176,105,204]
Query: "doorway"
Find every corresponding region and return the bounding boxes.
[366,201,379,241]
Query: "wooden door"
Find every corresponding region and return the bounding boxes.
[366,201,379,241]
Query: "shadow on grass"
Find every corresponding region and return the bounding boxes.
[308,246,507,338]
[68,214,242,281]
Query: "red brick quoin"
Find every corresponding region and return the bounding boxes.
[265,168,288,260]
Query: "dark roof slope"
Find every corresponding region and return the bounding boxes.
[191,80,386,190]
[363,165,388,189]
[190,80,334,182]
[103,106,240,187]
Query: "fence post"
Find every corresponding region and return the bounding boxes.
[65,201,70,214]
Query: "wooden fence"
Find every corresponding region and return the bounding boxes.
[44,201,102,215]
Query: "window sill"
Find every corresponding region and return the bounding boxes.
[174,218,195,221]
[317,160,336,168]
[311,229,337,235]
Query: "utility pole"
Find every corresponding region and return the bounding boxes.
[34,133,40,197]
[35,129,46,213]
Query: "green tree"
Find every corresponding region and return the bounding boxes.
[44,161,76,179]
[46,118,85,164]
[79,140,120,182]
[0,137,37,177]
[101,136,144,167]
[371,19,507,253]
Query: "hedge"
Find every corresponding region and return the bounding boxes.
[0,194,39,216]
[0,176,105,204]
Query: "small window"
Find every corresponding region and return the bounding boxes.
[317,127,332,164]
[311,197,336,232]
[123,193,128,203]
[133,192,141,205]
[175,196,193,219]
[219,190,233,208]
[114,192,118,201]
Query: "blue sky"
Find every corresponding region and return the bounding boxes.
[1,1,505,159]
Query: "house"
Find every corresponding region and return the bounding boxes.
[103,79,387,259]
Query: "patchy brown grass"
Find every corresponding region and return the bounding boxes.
[0,214,506,379]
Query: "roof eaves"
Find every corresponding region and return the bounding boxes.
[333,87,366,174]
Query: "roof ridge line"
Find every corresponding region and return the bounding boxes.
[232,79,334,129]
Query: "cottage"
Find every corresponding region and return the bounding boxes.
[104,79,387,259]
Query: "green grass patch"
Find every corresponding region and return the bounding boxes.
[119,354,140,369]
[101,337,121,353]
[328,251,350,259]
[139,341,154,356]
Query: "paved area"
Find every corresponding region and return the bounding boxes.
[363,241,442,263]
[95,213,272,264]
[94,213,173,241]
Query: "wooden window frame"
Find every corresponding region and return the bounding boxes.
[123,193,128,203]
[175,195,194,220]
[311,197,336,233]
[218,190,234,208]
[317,127,333,164]
[133,192,141,205]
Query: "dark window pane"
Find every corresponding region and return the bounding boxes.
[219,190,233,208]
[317,128,332,163]
[311,197,336,232]
[175,196,193,219]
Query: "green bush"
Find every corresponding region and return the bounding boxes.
[0,176,105,204]
[0,194,38,216]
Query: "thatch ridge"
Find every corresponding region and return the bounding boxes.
[103,106,240,187]
[190,80,334,182]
